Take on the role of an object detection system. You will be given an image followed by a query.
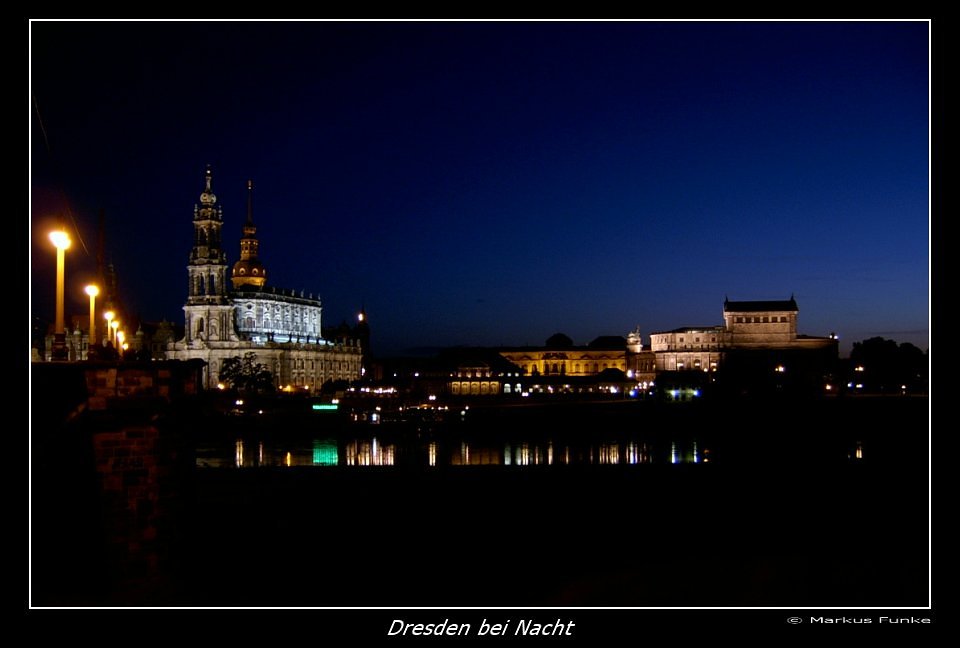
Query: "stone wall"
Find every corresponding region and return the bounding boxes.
[30,361,201,605]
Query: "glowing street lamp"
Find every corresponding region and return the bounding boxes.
[85,285,99,357]
[110,319,120,346]
[49,230,71,360]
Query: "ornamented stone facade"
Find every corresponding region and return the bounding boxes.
[166,167,362,391]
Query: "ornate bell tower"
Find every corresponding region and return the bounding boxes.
[183,165,238,344]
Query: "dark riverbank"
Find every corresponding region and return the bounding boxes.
[31,395,928,607]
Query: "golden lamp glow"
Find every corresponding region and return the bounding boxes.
[49,230,71,250]
[104,310,115,322]
[85,284,99,298]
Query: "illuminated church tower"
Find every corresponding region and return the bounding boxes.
[182,165,238,344]
[231,180,267,289]
[168,165,362,391]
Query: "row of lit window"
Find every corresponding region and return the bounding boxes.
[676,360,718,370]
[735,316,788,323]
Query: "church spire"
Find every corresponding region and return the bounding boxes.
[231,178,267,289]
[246,179,254,223]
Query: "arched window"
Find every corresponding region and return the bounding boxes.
[196,317,205,338]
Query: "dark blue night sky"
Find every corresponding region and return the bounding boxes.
[30,21,929,356]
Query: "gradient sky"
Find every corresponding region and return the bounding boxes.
[29,20,929,356]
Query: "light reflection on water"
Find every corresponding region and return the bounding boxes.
[205,436,710,469]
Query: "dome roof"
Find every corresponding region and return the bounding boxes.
[232,259,267,287]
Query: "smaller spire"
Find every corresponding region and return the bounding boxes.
[205,164,213,192]
[246,179,254,223]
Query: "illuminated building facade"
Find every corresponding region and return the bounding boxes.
[499,334,630,377]
[166,167,362,391]
[650,297,837,377]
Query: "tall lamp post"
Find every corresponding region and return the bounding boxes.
[104,310,115,346]
[49,230,71,361]
[85,285,99,360]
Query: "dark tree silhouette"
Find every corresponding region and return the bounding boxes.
[849,337,927,392]
[219,352,275,394]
